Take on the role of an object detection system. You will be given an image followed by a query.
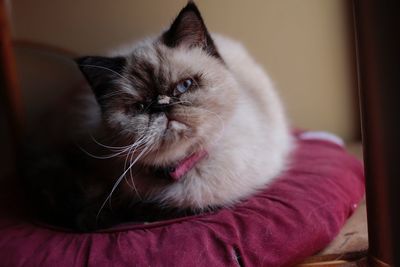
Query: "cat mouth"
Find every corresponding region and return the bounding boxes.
[163,116,190,135]
[160,119,190,147]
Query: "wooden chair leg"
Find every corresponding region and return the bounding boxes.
[354,0,400,266]
[0,0,24,177]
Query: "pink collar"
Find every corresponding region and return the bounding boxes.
[169,150,208,181]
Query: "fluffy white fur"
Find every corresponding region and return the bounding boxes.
[73,1,295,214]
[80,34,293,211]
[150,35,293,208]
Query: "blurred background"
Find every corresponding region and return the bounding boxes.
[2,0,360,176]
[10,0,359,138]
[1,1,370,259]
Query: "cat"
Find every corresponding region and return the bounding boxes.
[22,1,293,231]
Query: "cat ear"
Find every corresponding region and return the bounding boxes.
[162,1,221,59]
[75,56,126,102]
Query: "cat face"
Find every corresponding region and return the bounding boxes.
[76,2,238,167]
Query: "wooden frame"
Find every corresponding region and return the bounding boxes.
[354,0,400,266]
[0,0,24,179]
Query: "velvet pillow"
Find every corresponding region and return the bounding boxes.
[0,132,364,267]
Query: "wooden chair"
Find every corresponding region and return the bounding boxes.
[0,0,23,177]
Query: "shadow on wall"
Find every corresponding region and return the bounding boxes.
[9,0,359,141]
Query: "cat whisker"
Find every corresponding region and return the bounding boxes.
[99,90,131,100]
[96,143,151,221]
[143,100,157,113]
[82,133,152,160]
[170,99,225,143]
[89,134,135,151]
[96,133,157,220]
[166,100,191,107]
[78,64,133,85]
[78,146,131,160]
[194,106,226,145]
[127,153,141,199]
[123,135,150,199]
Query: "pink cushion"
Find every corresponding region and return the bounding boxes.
[0,134,364,267]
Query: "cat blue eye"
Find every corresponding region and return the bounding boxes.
[176,78,193,94]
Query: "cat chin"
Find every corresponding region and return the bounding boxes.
[139,140,200,167]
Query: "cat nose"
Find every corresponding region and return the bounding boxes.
[150,103,170,113]
[150,95,171,113]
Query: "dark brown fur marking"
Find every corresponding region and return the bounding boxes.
[161,2,222,60]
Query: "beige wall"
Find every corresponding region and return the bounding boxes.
[10,0,359,141]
